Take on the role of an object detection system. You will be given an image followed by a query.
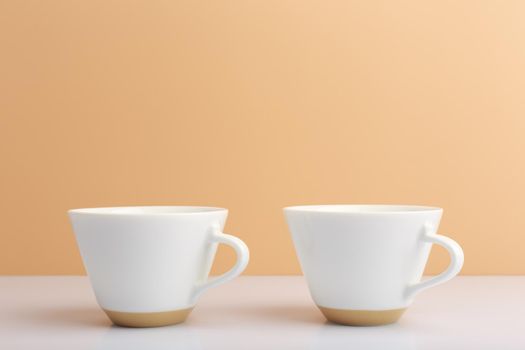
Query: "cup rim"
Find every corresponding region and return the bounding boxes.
[68,206,228,216]
[283,204,443,214]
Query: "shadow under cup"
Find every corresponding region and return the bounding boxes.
[284,205,464,326]
[69,206,249,328]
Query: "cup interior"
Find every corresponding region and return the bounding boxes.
[284,205,441,213]
[68,206,227,215]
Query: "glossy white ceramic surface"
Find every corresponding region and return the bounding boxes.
[69,206,249,313]
[284,205,464,310]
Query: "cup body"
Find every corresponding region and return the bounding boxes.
[69,206,228,326]
[284,205,444,325]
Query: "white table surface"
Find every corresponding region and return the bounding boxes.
[1,276,524,349]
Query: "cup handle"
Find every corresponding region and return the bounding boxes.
[191,224,249,303]
[405,222,464,301]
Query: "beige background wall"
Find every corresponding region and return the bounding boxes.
[1,1,524,275]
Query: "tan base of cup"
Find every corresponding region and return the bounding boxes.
[103,307,194,328]
[318,306,406,326]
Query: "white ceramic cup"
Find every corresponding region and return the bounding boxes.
[284,205,464,326]
[69,206,249,327]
